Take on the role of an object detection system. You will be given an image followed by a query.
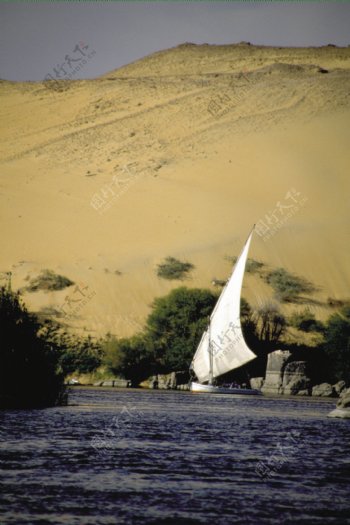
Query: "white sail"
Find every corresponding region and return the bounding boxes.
[191,330,210,383]
[191,229,257,383]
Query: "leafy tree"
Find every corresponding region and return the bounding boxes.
[253,302,287,347]
[156,257,194,280]
[239,297,258,345]
[103,333,154,387]
[38,322,103,375]
[145,287,218,371]
[323,305,350,383]
[0,286,66,408]
[239,300,286,378]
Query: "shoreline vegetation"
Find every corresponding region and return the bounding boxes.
[1,262,349,408]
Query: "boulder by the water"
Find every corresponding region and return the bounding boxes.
[282,361,311,395]
[250,377,264,390]
[328,408,350,419]
[102,380,114,387]
[157,372,177,390]
[333,380,346,395]
[328,387,350,418]
[337,387,350,408]
[312,383,336,397]
[296,389,310,396]
[261,350,291,395]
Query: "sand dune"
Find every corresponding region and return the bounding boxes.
[1,43,349,337]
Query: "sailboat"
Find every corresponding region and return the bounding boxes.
[190,227,262,395]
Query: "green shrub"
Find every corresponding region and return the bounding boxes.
[225,256,264,273]
[289,309,324,333]
[265,268,315,302]
[156,257,194,280]
[246,259,264,273]
[25,269,74,292]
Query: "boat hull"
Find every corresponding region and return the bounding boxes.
[190,382,262,395]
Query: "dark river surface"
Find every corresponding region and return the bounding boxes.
[0,387,349,525]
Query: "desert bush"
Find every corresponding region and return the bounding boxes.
[25,269,74,292]
[265,268,315,302]
[289,309,324,333]
[156,257,194,280]
[225,256,264,274]
[246,259,264,273]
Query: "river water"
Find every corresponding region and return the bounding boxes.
[0,388,349,525]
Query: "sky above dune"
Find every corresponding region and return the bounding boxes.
[0,1,349,81]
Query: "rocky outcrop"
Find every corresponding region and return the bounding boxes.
[261,350,291,394]
[260,350,347,398]
[282,361,311,395]
[282,365,347,397]
[312,383,336,397]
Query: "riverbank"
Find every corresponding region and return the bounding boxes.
[67,384,341,405]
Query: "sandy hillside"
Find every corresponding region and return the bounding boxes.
[1,43,349,338]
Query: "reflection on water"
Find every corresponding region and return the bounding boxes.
[0,388,349,524]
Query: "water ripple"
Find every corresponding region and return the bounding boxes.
[0,388,349,524]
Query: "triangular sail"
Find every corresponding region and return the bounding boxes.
[191,330,210,384]
[191,229,257,383]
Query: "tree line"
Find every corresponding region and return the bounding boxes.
[1,284,349,407]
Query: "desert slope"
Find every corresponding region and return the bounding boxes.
[1,43,349,337]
